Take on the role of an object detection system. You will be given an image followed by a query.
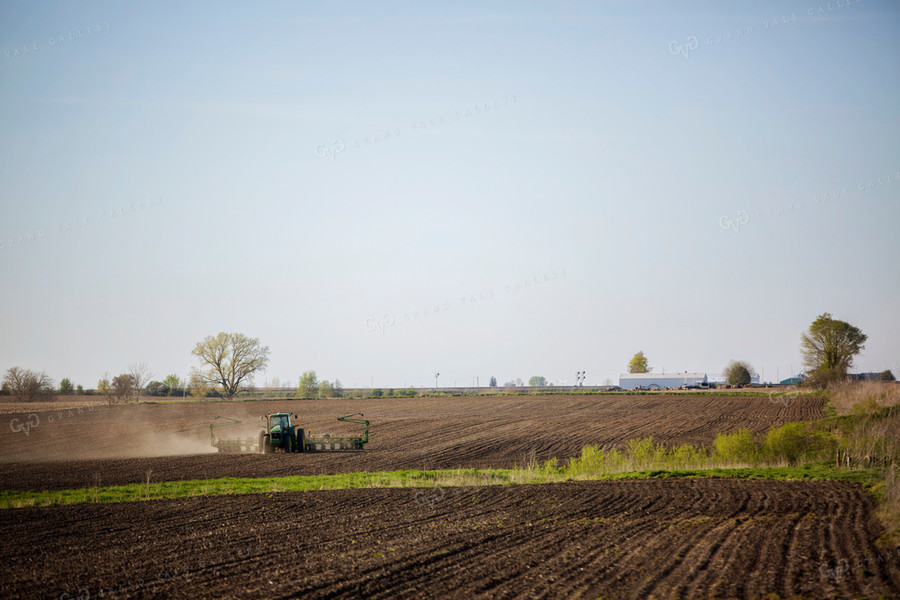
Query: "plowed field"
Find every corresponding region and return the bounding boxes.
[0,394,823,491]
[2,479,898,599]
[6,393,897,599]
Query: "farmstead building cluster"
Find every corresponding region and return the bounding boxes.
[618,372,709,390]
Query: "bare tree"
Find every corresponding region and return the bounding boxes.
[3,367,55,402]
[128,362,153,400]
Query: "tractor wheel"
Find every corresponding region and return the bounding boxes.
[285,435,293,453]
[296,428,305,453]
[261,433,273,454]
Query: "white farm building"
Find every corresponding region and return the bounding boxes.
[618,372,708,390]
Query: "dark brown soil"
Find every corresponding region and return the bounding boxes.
[0,394,825,491]
[2,479,898,599]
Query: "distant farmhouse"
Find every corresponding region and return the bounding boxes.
[849,372,883,382]
[619,372,708,390]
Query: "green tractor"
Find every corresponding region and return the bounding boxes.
[212,413,369,454]
[256,412,370,453]
[259,413,303,454]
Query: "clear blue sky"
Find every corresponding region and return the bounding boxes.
[2,1,898,389]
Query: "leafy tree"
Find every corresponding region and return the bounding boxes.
[191,332,270,399]
[318,380,334,399]
[111,374,136,403]
[371,388,383,397]
[628,351,651,374]
[76,384,84,395]
[145,381,169,396]
[296,371,319,399]
[59,378,74,395]
[3,367,55,402]
[162,374,183,395]
[98,375,113,405]
[529,376,547,386]
[188,372,211,400]
[801,313,867,386]
[724,360,754,387]
[333,379,344,398]
[877,370,896,382]
[489,376,497,387]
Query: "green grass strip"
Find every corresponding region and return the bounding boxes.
[0,464,881,510]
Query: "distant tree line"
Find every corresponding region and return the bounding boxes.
[295,371,344,399]
[1,318,892,402]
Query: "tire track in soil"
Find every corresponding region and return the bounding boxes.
[1,394,826,491]
[3,479,899,599]
[836,485,899,598]
[597,487,733,596]
[675,517,764,598]
[514,481,715,598]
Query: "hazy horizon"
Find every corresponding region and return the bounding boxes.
[2,1,898,391]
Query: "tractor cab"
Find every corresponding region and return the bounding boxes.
[268,413,292,432]
[259,412,301,453]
